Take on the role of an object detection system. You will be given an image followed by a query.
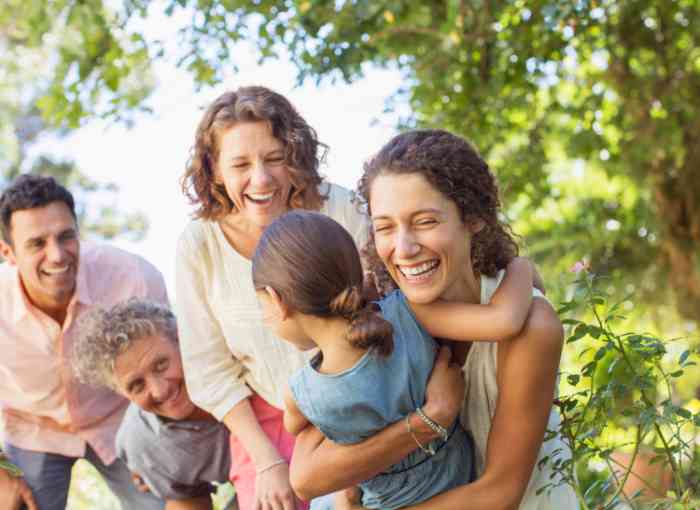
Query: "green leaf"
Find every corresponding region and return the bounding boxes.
[0,460,23,477]
[675,407,692,419]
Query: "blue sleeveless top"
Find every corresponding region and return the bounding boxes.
[289,290,474,510]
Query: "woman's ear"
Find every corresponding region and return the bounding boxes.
[264,286,292,320]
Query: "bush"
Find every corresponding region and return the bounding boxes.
[541,267,700,509]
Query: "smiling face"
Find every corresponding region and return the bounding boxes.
[370,172,477,304]
[215,121,294,230]
[113,334,197,420]
[0,201,79,314]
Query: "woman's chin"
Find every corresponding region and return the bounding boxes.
[397,284,443,305]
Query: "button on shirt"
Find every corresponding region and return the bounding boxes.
[0,242,169,464]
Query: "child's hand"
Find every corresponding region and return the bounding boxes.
[335,487,365,510]
[422,346,465,431]
[532,263,546,295]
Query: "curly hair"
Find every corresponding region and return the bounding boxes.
[0,174,76,243]
[72,299,178,390]
[182,86,328,220]
[358,129,519,291]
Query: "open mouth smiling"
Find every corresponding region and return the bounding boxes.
[397,260,440,282]
[245,191,277,205]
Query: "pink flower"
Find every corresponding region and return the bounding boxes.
[569,260,590,273]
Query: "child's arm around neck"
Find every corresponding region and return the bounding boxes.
[409,257,534,342]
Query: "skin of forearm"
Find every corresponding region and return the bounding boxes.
[290,412,439,500]
[407,301,563,510]
[412,259,534,342]
[165,496,213,510]
[404,472,523,510]
[222,398,282,467]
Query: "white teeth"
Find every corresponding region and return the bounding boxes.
[43,266,69,275]
[399,261,439,277]
[247,191,275,201]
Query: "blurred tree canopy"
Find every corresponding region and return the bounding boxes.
[0,0,149,240]
[3,0,699,327]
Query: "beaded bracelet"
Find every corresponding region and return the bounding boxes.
[256,458,287,475]
[405,414,436,456]
[415,407,449,442]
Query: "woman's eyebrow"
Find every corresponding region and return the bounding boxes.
[412,208,443,216]
[372,208,444,222]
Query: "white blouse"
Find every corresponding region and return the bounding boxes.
[175,183,368,420]
[461,271,578,509]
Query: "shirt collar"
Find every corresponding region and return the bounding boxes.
[74,249,93,307]
[11,270,31,324]
[142,407,207,432]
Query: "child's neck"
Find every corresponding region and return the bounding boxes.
[302,315,367,375]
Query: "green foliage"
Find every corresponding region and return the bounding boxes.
[0,457,22,477]
[6,0,699,327]
[545,268,700,509]
[0,6,149,242]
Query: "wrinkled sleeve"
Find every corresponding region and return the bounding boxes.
[175,229,252,421]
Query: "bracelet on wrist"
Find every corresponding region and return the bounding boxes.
[415,407,449,442]
[405,413,436,456]
[256,458,287,475]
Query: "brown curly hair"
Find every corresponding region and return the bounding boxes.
[182,86,328,220]
[358,129,519,292]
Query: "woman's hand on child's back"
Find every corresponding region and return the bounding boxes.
[422,346,465,431]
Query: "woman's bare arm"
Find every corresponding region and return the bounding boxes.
[401,299,563,510]
[336,299,564,510]
[289,347,464,501]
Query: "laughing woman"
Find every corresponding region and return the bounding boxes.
[175,86,369,510]
[289,130,578,509]
[176,87,469,510]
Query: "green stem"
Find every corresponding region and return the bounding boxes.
[603,427,642,508]
[587,278,684,496]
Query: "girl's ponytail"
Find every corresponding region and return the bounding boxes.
[330,286,394,356]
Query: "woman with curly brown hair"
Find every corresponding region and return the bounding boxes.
[175,86,373,510]
[174,87,482,510]
[288,130,577,509]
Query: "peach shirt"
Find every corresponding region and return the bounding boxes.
[0,242,168,464]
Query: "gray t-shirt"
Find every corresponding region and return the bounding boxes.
[116,403,231,500]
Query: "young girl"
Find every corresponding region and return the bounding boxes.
[251,210,534,509]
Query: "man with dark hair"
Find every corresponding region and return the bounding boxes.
[0,174,166,509]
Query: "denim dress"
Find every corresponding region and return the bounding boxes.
[289,291,474,510]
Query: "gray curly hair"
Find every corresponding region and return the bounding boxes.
[72,299,178,390]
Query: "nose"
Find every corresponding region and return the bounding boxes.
[394,228,420,259]
[250,159,274,188]
[148,377,170,404]
[46,238,68,264]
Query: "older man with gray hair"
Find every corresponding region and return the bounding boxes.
[73,299,233,510]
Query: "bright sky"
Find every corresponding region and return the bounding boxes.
[34,39,405,298]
